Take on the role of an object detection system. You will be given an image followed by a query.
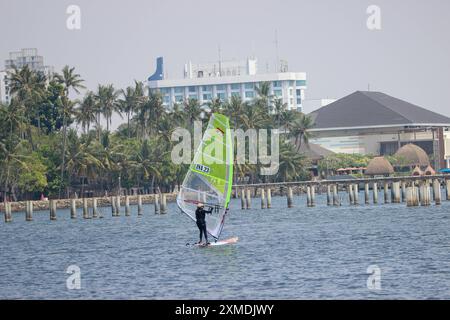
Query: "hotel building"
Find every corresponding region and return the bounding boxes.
[147,57,307,111]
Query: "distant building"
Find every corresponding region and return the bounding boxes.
[0,71,7,104]
[0,48,54,104]
[147,56,307,111]
[308,91,450,170]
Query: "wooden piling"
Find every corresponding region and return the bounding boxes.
[160,194,167,214]
[393,182,401,204]
[240,189,245,210]
[433,179,441,205]
[154,194,160,214]
[92,198,98,218]
[4,202,12,223]
[373,182,378,204]
[306,186,312,207]
[26,201,33,221]
[446,179,450,201]
[333,184,339,206]
[406,186,413,207]
[287,187,294,208]
[327,185,332,206]
[353,184,359,205]
[420,181,431,206]
[246,188,251,210]
[125,196,131,216]
[401,181,407,202]
[70,198,77,219]
[348,184,354,205]
[266,188,272,209]
[83,198,89,219]
[261,188,266,209]
[384,182,390,204]
[310,185,316,207]
[364,183,369,205]
[50,200,57,221]
[138,195,143,216]
[111,196,116,216]
[116,196,121,216]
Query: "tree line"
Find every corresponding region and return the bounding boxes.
[0,65,314,201]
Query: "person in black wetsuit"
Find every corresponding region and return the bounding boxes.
[195,203,213,244]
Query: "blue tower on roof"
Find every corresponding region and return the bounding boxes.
[148,57,164,81]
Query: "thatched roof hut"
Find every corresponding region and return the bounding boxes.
[412,166,424,176]
[424,165,436,175]
[394,144,430,167]
[365,157,394,176]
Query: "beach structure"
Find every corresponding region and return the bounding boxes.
[308,91,450,170]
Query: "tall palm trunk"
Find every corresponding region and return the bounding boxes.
[59,114,68,199]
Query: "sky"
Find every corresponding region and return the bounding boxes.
[1,0,449,130]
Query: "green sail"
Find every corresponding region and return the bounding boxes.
[177,113,233,239]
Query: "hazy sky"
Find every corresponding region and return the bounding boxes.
[1,0,449,129]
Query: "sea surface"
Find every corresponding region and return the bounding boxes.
[1,193,450,299]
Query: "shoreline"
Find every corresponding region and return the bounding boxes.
[0,193,178,213]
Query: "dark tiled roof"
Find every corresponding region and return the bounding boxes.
[309,91,450,130]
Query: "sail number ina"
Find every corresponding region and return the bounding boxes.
[195,164,210,174]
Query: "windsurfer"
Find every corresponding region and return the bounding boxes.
[195,203,213,244]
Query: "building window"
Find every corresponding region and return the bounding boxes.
[231,92,240,98]
[202,85,212,92]
[188,86,197,93]
[174,87,184,94]
[175,95,184,102]
[296,80,306,87]
[274,89,282,97]
[273,81,281,88]
[189,94,198,100]
[231,83,241,90]
[216,84,226,91]
[163,96,170,104]
[160,88,170,94]
[203,93,212,101]
[244,83,254,90]
[245,91,254,98]
[217,92,226,101]
[289,88,293,96]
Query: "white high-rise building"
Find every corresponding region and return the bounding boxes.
[148,57,307,111]
[0,71,7,104]
[1,48,54,104]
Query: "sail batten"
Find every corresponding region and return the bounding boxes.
[176,113,233,240]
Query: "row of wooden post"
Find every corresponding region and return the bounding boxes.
[238,179,450,209]
[3,194,171,222]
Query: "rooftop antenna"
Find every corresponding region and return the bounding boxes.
[218,45,222,76]
[274,29,280,72]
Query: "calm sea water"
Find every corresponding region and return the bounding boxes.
[1,193,450,300]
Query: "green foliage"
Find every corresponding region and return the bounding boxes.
[318,153,374,174]
[17,152,48,193]
[0,66,317,200]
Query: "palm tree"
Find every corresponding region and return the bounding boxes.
[288,113,314,151]
[272,97,287,129]
[254,81,272,111]
[54,66,85,198]
[147,91,165,137]
[95,84,121,132]
[206,97,223,114]
[276,142,309,182]
[75,92,96,134]
[7,66,47,139]
[183,98,202,128]
[119,86,136,138]
[223,95,246,129]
